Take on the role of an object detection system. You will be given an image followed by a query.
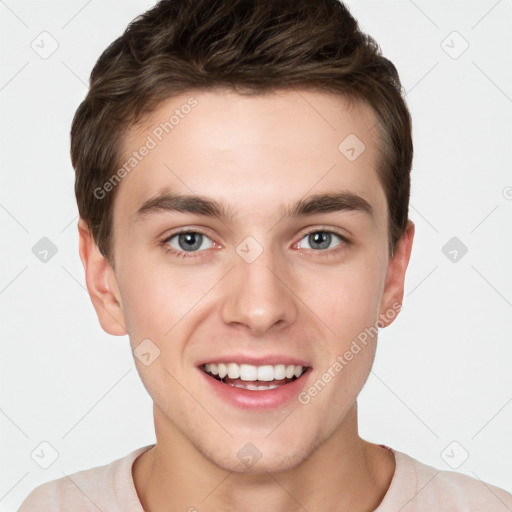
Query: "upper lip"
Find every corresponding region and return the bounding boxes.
[197,355,312,367]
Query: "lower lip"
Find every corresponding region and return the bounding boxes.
[199,368,311,410]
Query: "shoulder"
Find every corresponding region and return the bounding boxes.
[17,473,92,512]
[423,464,512,510]
[378,447,512,512]
[17,445,153,512]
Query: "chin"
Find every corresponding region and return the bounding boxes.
[201,435,320,475]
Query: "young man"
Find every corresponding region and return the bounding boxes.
[18,0,512,510]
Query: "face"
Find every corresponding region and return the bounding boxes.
[81,88,413,473]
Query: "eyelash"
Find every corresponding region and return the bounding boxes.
[160,228,213,259]
[160,227,350,259]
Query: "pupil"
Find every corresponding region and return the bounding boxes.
[309,231,330,250]
[179,233,202,251]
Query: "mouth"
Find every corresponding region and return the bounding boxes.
[201,362,309,391]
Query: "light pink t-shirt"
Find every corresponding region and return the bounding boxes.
[18,444,512,511]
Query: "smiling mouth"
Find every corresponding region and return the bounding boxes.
[201,362,309,391]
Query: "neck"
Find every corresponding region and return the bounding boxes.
[133,402,395,512]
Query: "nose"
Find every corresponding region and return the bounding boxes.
[220,244,298,336]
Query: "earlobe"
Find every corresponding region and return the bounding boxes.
[378,220,415,328]
[78,219,127,336]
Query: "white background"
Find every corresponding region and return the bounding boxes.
[1,0,511,509]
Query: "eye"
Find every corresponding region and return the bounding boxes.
[161,228,348,259]
[163,230,214,257]
[296,230,346,252]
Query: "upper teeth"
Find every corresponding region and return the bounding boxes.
[204,363,304,381]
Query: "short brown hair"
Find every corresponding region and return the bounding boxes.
[71,0,412,261]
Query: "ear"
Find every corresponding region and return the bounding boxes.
[378,220,415,328]
[78,218,127,336]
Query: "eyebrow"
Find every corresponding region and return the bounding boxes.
[135,190,373,222]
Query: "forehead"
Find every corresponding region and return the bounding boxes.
[114,88,386,224]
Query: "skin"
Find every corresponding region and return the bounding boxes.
[78,88,414,512]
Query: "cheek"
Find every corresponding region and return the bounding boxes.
[116,256,177,340]
[117,257,216,360]
[302,253,385,345]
